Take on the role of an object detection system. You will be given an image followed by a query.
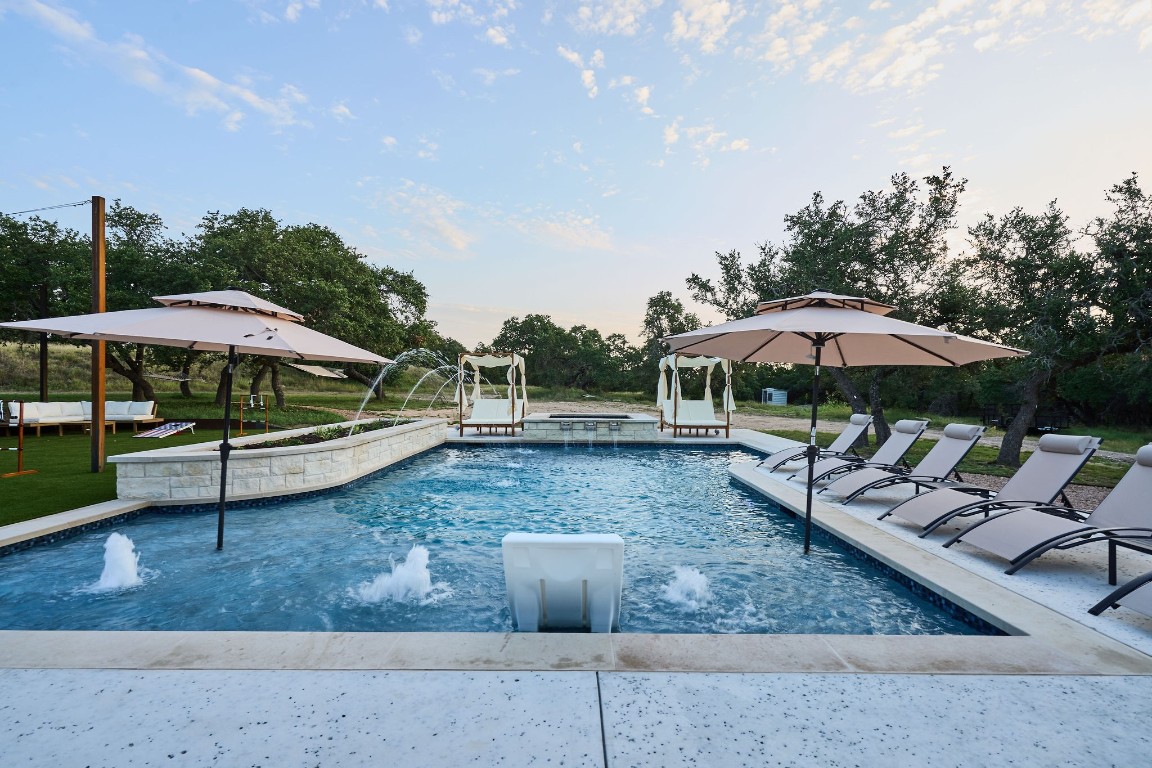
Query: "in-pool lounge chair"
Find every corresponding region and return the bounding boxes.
[820,423,986,504]
[879,433,1102,537]
[943,443,1152,584]
[1090,567,1152,617]
[757,413,874,472]
[788,418,930,486]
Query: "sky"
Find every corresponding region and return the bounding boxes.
[1,1,1150,349]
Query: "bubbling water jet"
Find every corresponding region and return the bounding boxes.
[355,544,451,604]
[662,566,712,611]
[95,532,142,590]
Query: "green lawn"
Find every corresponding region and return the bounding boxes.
[1,429,215,526]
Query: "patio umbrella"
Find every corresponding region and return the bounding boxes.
[0,290,392,549]
[664,290,1027,553]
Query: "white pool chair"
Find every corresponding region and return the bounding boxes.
[502,533,624,633]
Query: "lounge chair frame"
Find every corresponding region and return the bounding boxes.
[1089,568,1152,616]
[878,434,1101,537]
[942,443,1152,584]
[756,413,873,472]
[789,419,929,486]
[822,424,986,504]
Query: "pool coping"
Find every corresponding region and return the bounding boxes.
[2,429,1150,675]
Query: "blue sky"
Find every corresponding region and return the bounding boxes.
[2,1,1150,348]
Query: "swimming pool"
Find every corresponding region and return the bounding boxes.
[0,445,986,635]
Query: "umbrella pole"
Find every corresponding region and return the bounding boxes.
[216,345,238,550]
[803,344,823,555]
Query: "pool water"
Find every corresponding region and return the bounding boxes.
[0,445,984,635]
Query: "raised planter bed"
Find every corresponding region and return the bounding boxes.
[109,418,446,504]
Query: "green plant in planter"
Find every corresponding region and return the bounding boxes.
[237,418,416,450]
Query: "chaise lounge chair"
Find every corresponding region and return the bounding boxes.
[788,418,930,486]
[1089,567,1152,618]
[756,413,874,472]
[879,434,1102,537]
[820,423,986,504]
[943,443,1152,584]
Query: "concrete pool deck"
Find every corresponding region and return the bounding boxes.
[3,428,1152,765]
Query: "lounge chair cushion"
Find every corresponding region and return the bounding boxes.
[1137,445,1152,467]
[893,419,928,434]
[463,399,522,424]
[1037,434,1093,455]
[849,413,872,426]
[943,423,983,440]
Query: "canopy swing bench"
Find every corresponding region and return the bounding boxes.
[657,354,734,438]
[455,352,527,436]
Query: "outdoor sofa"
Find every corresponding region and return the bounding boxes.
[4,400,162,436]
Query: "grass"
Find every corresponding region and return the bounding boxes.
[0,429,212,526]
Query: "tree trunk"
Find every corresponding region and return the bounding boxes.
[868,369,891,445]
[179,360,193,398]
[345,366,384,400]
[249,361,270,398]
[105,345,156,401]
[826,367,871,447]
[996,368,1050,467]
[214,362,229,407]
[132,345,146,400]
[271,362,286,407]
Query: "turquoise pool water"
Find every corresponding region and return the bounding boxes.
[0,445,985,635]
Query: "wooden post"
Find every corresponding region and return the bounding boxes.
[90,195,106,473]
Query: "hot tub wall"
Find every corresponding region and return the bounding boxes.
[110,418,446,504]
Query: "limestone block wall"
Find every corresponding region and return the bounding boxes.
[520,414,660,442]
[110,419,446,504]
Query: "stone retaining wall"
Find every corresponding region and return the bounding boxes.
[521,413,660,442]
[109,419,446,504]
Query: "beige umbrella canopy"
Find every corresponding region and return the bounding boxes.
[1,290,393,549]
[667,291,1025,368]
[664,290,1027,553]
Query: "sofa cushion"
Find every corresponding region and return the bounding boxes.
[105,401,131,416]
[127,401,155,416]
[60,402,85,418]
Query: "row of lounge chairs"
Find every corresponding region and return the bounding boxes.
[761,418,1152,622]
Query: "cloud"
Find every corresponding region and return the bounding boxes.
[474,67,520,85]
[381,135,398,150]
[572,0,664,35]
[404,26,423,45]
[417,137,439,160]
[633,85,655,114]
[557,45,605,98]
[669,0,746,54]
[485,25,510,46]
[509,209,615,251]
[12,0,309,131]
[383,180,476,254]
[331,102,355,121]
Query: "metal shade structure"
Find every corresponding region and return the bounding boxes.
[664,291,1027,553]
[1,290,392,549]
